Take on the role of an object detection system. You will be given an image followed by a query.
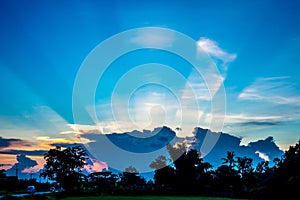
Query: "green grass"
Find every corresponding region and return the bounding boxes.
[63,196,244,200]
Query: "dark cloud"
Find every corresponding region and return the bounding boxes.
[78,126,284,172]
[15,154,38,169]
[0,149,47,156]
[0,163,12,166]
[239,121,281,126]
[0,136,31,148]
[6,154,38,177]
[191,127,284,168]
[49,143,83,148]
[82,126,180,154]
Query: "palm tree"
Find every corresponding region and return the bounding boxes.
[236,156,253,176]
[222,151,236,169]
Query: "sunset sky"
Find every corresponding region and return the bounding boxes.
[0,0,300,175]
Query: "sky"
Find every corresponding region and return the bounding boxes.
[0,0,300,176]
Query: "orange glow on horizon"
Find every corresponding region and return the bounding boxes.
[0,154,17,170]
[85,159,108,173]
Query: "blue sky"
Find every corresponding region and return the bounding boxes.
[0,0,300,172]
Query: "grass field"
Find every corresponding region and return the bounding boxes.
[63,196,244,200]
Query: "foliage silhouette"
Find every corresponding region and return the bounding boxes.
[1,139,300,199]
[40,145,88,193]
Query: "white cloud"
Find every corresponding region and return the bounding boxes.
[182,70,225,101]
[255,151,270,161]
[177,38,235,134]
[131,28,175,48]
[181,37,236,102]
[197,37,237,70]
[224,114,282,123]
[61,124,104,135]
[239,76,300,105]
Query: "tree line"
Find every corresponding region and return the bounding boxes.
[1,139,300,199]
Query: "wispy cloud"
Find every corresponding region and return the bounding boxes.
[61,124,104,135]
[177,37,236,133]
[131,28,175,48]
[183,37,236,101]
[197,37,237,71]
[182,71,224,101]
[225,114,283,123]
[239,76,300,105]
[223,113,290,130]
[239,121,280,126]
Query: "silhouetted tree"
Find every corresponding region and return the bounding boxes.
[150,155,175,194]
[86,171,117,195]
[29,138,300,199]
[118,166,146,194]
[41,145,87,193]
[0,169,6,179]
[214,151,240,197]
[255,160,269,174]
[222,151,236,169]
[262,139,300,199]
[167,143,203,195]
[195,159,214,195]
[236,156,256,197]
[236,156,253,175]
[0,169,7,192]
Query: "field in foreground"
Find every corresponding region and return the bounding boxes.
[63,196,244,200]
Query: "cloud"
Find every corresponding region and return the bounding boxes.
[256,151,270,161]
[239,121,280,126]
[0,150,47,156]
[239,76,300,105]
[83,87,184,135]
[49,142,83,148]
[6,154,38,176]
[0,137,32,149]
[0,163,12,167]
[131,28,175,48]
[80,126,182,173]
[182,71,224,100]
[47,142,109,173]
[22,165,42,174]
[217,113,288,137]
[0,105,78,152]
[177,37,235,134]
[189,37,236,101]
[221,114,287,132]
[224,114,282,123]
[191,127,283,167]
[197,37,237,71]
[84,158,108,173]
[76,37,235,138]
[61,124,104,135]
